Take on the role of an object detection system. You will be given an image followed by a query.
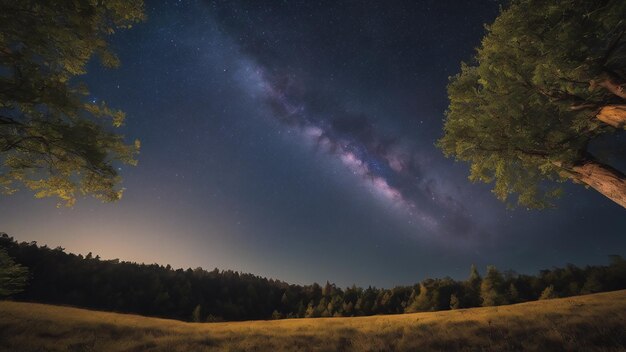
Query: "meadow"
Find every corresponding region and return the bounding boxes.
[1,290,625,352]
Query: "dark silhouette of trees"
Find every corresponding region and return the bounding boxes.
[0,248,28,297]
[1,233,625,321]
[481,266,507,307]
[463,264,482,307]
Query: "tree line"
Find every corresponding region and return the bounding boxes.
[1,233,625,322]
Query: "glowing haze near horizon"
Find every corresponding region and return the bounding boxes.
[1,0,625,287]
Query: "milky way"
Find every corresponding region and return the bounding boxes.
[2,0,625,288]
[229,58,481,240]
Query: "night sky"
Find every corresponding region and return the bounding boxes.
[1,0,625,288]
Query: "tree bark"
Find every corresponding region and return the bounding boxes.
[596,104,626,129]
[565,158,626,209]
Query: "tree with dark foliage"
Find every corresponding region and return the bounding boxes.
[440,0,626,208]
[0,248,28,297]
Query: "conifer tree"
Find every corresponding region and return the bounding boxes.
[539,285,556,300]
[405,283,431,312]
[481,266,507,306]
[464,264,482,307]
[191,304,202,322]
[449,293,460,310]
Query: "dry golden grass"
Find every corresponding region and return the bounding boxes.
[1,290,625,351]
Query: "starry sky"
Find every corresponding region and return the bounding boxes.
[1,0,625,288]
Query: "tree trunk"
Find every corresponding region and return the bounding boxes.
[565,158,626,209]
[596,105,626,129]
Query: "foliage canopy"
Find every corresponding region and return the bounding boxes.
[0,0,145,206]
[439,0,626,208]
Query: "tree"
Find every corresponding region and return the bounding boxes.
[405,283,431,313]
[271,310,282,320]
[0,1,145,206]
[191,304,202,322]
[305,301,318,318]
[354,297,364,315]
[449,293,460,310]
[539,285,556,300]
[342,301,354,316]
[581,273,604,294]
[481,266,506,307]
[508,283,520,303]
[464,264,482,307]
[0,248,28,297]
[281,292,289,306]
[607,255,626,290]
[322,281,334,297]
[468,264,481,286]
[439,0,626,209]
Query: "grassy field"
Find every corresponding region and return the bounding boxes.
[1,290,625,352]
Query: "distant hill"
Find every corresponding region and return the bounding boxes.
[1,290,625,352]
[2,233,626,322]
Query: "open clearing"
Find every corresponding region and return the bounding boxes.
[1,290,625,351]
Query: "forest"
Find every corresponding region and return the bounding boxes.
[1,233,625,323]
